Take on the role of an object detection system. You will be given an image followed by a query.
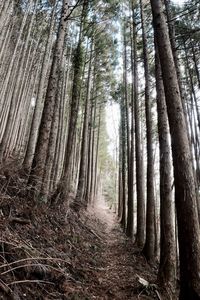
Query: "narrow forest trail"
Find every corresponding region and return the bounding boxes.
[82,199,157,300]
[0,178,157,300]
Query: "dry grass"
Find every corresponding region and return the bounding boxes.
[0,171,158,300]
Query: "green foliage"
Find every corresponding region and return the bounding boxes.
[110,83,124,104]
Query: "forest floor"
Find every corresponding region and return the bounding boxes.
[83,202,158,300]
[0,174,158,300]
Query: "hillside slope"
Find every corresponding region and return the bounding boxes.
[0,176,156,299]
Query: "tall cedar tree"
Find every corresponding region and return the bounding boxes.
[29,0,69,191]
[155,40,176,292]
[140,0,155,262]
[150,0,200,298]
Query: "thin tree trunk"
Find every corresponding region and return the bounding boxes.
[140,0,155,262]
[123,21,133,238]
[76,39,93,205]
[132,6,145,249]
[120,96,126,232]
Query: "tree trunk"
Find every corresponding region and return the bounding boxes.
[140,0,155,262]
[29,0,69,192]
[76,39,93,205]
[150,0,200,298]
[132,6,145,249]
[55,0,89,201]
[155,40,176,293]
[120,96,127,232]
[23,4,56,171]
[123,22,133,238]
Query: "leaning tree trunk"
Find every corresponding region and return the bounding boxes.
[150,0,200,298]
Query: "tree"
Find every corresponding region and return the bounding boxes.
[132,4,145,249]
[150,0,200,298]
[119,89,127,231]
[29,0,69,193]
[140,0,155,262]
[23,4,57,172]
[53,0,88,202]
[76,38,94,204]
[155,39,176,293]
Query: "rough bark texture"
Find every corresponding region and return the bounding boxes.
[151,0,200,298]
[155,42,176,293]
[140,0,155,262]
[93,107,101,202]
[132,8,145,249]
[88,92,97,204]
[128,14,136,239]
[23,5,56,171]
[56,0,88,200]
[120,98,127,232]
[60,41,83,195]
[30,0,68,191]
[124,24,133,238]
[76,40,93,204]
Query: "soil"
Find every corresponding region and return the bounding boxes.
[0,175,158,299]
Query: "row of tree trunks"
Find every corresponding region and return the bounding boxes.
[23,5,57,172]
[117,2,200,298]
[150,0,200,298]
[76,38,94,204]
[29,0,69,194]
[56,0,89,202]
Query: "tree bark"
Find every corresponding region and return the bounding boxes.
[140,0,155,262]
[23,4,56,171]
[120,95,127,232]
[132,7,145,249]
[150,0,200,298]
[29,0,69,192]
[76,39,93,205]
[155,40,176,293]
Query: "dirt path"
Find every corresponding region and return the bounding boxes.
[0,187,157,299]
[0,179,157,300]
[84,201,156,300]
